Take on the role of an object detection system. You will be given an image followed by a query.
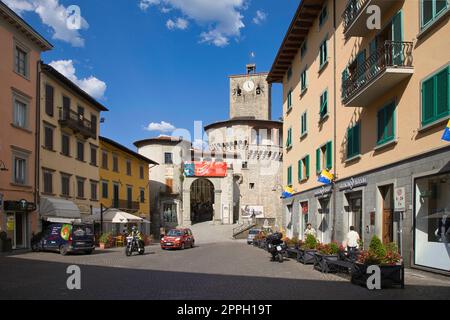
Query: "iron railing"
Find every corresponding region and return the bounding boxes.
[342,0,369,33]
[342,41,413,104]
[59,109,95,138]
[112,199,140,211]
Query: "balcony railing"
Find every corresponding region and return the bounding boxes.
[112,199,140,211]
[342,0,368,33]
[59,109,95,139]
[342,41,414,105]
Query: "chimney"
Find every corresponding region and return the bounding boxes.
[246,64,256,74]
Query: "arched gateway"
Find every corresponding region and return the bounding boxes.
[190,179,215,224]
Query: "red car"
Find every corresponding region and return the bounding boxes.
[160,228,195,250]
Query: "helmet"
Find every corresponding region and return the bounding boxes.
[132,226,137,232]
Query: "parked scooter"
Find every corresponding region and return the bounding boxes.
[125,227,145,256]
[266,232,287,263]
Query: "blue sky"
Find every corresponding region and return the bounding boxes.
[6,0,298,149]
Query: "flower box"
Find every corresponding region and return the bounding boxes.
[351,263,405,289]
[313,252,339,273]
[298,248,317,264]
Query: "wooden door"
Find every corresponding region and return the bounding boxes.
[383,209,393,244]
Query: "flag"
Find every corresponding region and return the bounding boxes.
[281,186,294,199]
[318,170,334,185]
[442,120,450,142]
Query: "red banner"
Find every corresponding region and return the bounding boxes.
[184,162,227,177]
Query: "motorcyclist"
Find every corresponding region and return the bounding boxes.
[267,231,284,261]
[130,226,144,248]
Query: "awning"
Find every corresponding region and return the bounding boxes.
[83,208,150,224]
[40,197,81,223]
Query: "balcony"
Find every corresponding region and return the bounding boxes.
[112,199,140,212]
[342,41,414,107]
[59,109,96,139]
[342,0,397,37]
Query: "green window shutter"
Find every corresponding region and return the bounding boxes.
[385,103,395,140]
[422,77,435,125]
[326,141,332,170]
[436,67,449,117]
[377,108,385,143]
[305,155,310,178]
[324,91,328,114]
[316,148,321,173]
[287,166,292,186]
[347,127,353,159]
[298,160,302,181]
[354,124,360,156]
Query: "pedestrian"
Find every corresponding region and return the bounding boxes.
[345,226,360,260]
[304,223,317,238]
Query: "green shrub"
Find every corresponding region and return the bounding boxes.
[302,234,318,250]
[368,235,386,259]
[329,242,339,255]
[99,233,112,244]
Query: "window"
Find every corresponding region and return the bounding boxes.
[287,90,293,110]
[320,90,328,120]
[287,67,293,80]
[90,146,97,166]
[300,41,307,59]
[347,123,361,159]
[77,141,84,161]
[43,170,53,194]
[112,154,119,172]
[61,134,70,156]
[61,174,70,197]
[139,166,145,179]
[421,0,448,29]
[45,84,54,116]
[77,106,85,118]
[13,98,27,128]
[421,66,449,126]
[44,126,54,150]
[126,186,133,208]
[319,39,328,68]
[77,178,85,198]
[316,142,332,173]
[287,166,293,186]
[298,155,310,182]
[301,68,307,92]
[13,156,26,185]
[164,153,173,164]
[14,46,28,77]
[319,5,328,27]
[301,111,308,136]
[102,181,109,199]
[249,183,255,190]
[140,188,145,203]
[90,181,98,201]
[377,102,396,145]
[91,114,97,137]
[126,160,132,176]
[62,96,70,119]
[286,128,293,148]
[102,151,108,169]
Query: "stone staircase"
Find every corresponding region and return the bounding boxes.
[189,222,239,244]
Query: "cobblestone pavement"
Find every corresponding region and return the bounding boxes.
[0,241,449,300]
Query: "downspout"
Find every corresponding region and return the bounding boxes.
[35,60,41,234]
[331,0,338,242]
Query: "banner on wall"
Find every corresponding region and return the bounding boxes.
[184,162,227,177]
[241,205,264,218]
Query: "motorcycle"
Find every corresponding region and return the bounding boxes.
[266,232,287,263]
[125,234,145,256]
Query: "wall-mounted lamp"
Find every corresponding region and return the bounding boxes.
[0,160,8,172]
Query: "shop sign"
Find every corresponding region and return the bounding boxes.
[7,215,14,231]
[3,200,37,212]
[339,177,368,191]
[184,162,227,177]
[395,187,406,211]
[314,185,333,198]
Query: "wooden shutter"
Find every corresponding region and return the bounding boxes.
[91,115,97,136]
[298,160,302,181]
[422,77,435,125]
[166,178,173,193]
[287,167,292,186]
[436,67,449,117]
[347,127,353,158]
[354,124,360,156]
[305,155,310,178]
[326,141,333,170]
[45,85,54,116]
[316,148,321,173]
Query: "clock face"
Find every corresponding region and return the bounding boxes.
[243,80,255,92]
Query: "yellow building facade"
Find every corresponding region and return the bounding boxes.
[99,136,157,223]
[269,0,450,273]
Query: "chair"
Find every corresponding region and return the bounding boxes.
[115,235,125,247]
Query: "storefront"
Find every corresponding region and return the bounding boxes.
[339,177,367,241]
[3,200,36,249]
[314,185,333,243]
[414,171,450,273]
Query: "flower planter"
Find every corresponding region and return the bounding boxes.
[351,263,405,289]
[298,248,317,264]
[313,252,339,273]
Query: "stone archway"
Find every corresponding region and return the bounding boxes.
[190,179,215,224]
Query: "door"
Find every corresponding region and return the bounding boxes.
[383,210,393,244]
[113,184,119,208]
[391,11,403,65]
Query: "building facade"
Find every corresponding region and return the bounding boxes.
[0,2,52,249]
[268,0,450,273]
[99,136,157,234]
[134,136,192,236]
[38,64,108,226]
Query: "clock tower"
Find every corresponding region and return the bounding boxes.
[229,64,272,121]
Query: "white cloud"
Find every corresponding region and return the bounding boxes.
[166,17,189,30]
[49,60,107,100]
[252,10,267,25]
[139,0,248,47]
[3,0,89,47]
[145,121,176,133]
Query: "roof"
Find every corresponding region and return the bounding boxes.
[228,72,269,79]
[0,1,53,51]
[41,63,109,112]
[204,118,283,131]
[99,136,159,165]
[267,0,325,83]
[134,136,191,148]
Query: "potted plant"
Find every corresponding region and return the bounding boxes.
[313,242,340,273]
[99,233,112,249]
[298,234,318,264]
[351,236,404,288]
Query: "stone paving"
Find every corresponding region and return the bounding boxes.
[0,240,449,300]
